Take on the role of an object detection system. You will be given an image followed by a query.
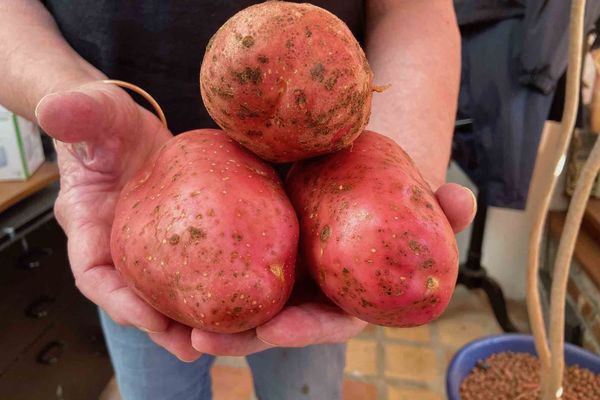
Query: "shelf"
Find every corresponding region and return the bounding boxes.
[0,162,59,214]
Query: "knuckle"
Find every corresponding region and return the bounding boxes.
[110,314,129,326]
[53,196,68,231]
[73,276,86,294]
[73,277,96,304]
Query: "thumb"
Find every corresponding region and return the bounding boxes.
[35,85,132,144]
[435,183,477,233]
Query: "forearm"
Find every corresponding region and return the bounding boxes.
[366,0,460,189]
[0,0,105,120]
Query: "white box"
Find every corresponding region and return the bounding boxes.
[0,105,45,181]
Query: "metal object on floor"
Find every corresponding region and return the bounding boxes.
[457,188,519,333]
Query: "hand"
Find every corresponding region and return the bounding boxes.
[38,82,475,359]
[190,182,476,356]
[36,81,202,362]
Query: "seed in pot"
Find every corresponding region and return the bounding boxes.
[460,352,600,400]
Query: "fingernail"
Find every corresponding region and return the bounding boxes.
[256,334,278,347]
[466,188,477,216]
[176,354,201,363]
[34,92,60,124]
[137,326,162,334]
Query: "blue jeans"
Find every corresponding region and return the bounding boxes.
[99,311,346,400]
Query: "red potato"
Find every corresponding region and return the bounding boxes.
[286,131,459,327]
[110,130,299,333]
[200,1,373,163]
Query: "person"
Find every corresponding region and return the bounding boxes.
[0,1,476,399]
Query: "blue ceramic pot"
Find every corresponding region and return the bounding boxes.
[446,334,600,400]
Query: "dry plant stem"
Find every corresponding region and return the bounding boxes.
[526,0,586,396]
[102,79,168,128]
[548,136,600,399]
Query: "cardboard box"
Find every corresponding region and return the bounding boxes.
[0,105,45,181]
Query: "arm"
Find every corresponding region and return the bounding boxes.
[0,0,105,120]
[366,0,460,189]
[0,0,200,361]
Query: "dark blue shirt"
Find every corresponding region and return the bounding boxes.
[43,1,364,134]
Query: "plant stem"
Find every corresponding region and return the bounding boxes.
[525,1,586,399]
[548,137,600,398]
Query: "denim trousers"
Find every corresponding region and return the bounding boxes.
[99,311,347,400]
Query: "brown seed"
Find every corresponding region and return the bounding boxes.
[460,352,600,400]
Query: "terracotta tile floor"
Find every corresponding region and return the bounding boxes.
[100,286,529,400]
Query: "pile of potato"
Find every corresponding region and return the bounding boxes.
[110,2,458,333]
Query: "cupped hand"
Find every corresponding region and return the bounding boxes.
[38,82,476,359]
[36,81,202,362]
[190,182,476,356]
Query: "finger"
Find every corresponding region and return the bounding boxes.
[77,264,169,333]
[66,219,169,333]
[256,303,367,347]
[148,322,202,362]
[191,329,272,356]
[435,183,476,233]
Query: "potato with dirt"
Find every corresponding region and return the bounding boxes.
[286,131,459,327]
[200,1,373,163]
[110,129,299,333]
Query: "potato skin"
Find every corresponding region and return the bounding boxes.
[110,130,298,333]
[286,131,459,327]
[200,1,373,163]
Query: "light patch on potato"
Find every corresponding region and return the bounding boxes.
[270,263,284,281]
[408,240,423,255]
[426,276,438,290]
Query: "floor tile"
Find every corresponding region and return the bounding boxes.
[211,365,253,400]
[345,339,378,376]
[435,312,500,349]
[384,325,431,343]
[444,347,457,364]
[357,324,378,338]
[342,379,378,400]
[98,283,523,400]
[387,385,443,400]
[384,344,437,382]
[215,356,249,368]
[441,286,489,316]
